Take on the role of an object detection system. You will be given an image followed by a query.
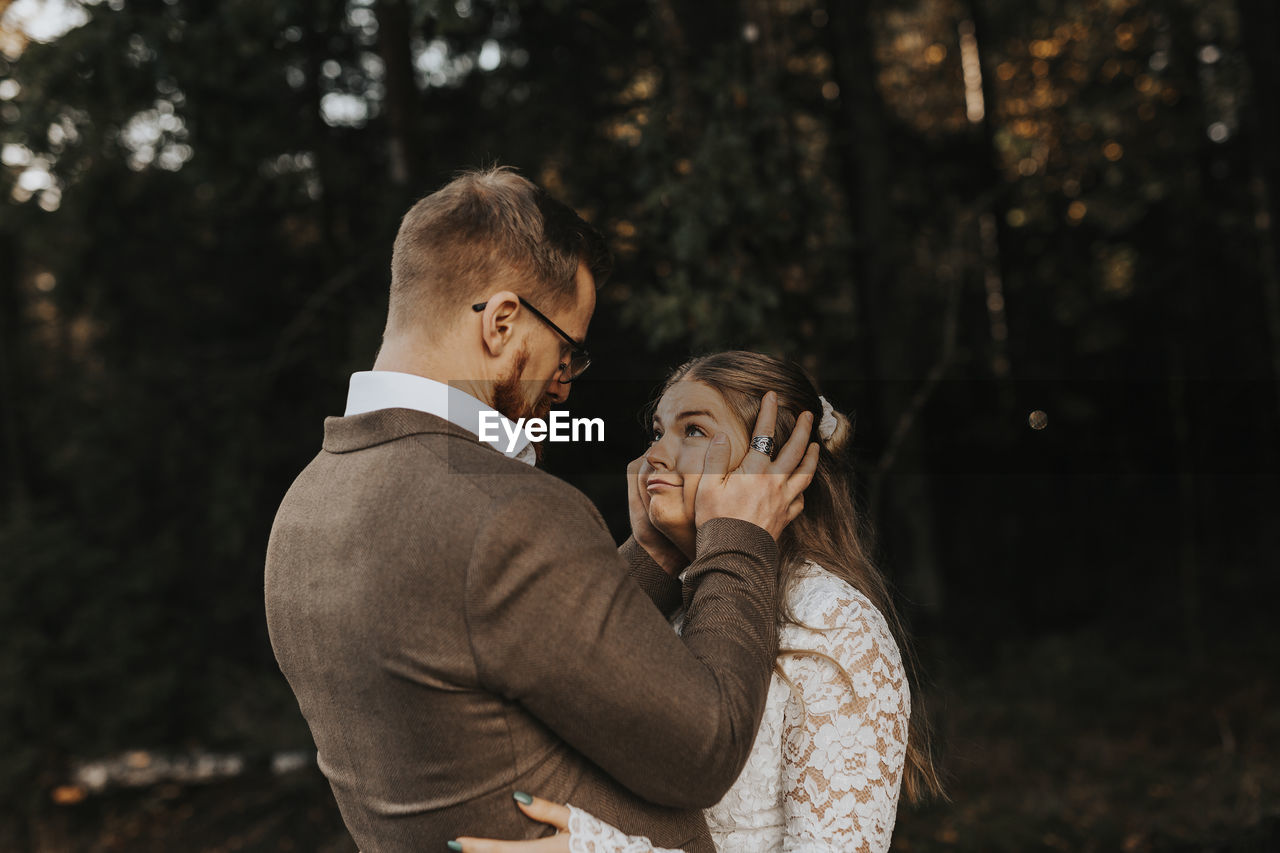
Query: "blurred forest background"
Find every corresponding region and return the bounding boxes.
[2,0,1278,850]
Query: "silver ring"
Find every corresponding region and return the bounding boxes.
[749,435,775,457]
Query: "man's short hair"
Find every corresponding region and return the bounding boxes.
[386,166,612,335]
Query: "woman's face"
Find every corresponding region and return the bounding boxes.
[644,380,751,538]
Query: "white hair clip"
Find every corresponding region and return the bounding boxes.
[818,395,837,441]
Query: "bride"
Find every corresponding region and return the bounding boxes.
[456,352,943,852]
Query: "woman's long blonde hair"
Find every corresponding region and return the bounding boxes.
[652,351,946,803]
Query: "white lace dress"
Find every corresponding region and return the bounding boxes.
[567,562,910,853]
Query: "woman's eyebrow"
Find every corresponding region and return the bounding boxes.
[652,410,715,427]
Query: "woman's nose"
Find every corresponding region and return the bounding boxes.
[645,434,675,471]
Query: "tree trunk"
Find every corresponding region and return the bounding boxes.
[823,1,944,610]
[0,229,28,525]
[959,0,1016,397]
[1235,0,1280,425]
[1166,337,1206,665]
[376,0,421,191]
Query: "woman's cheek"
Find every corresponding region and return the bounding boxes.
[649,494,693,536]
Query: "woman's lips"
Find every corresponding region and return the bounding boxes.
[646,478,679,492]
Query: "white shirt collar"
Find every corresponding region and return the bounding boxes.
[343,371,536,467]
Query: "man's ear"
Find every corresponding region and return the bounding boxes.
[477,290,522,358]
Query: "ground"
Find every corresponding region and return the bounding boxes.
[18,625,1280,852]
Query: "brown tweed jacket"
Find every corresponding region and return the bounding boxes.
[264,409,779,852]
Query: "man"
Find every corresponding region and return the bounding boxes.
[264,167,818,852]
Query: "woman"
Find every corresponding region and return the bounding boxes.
[458,352,943,852]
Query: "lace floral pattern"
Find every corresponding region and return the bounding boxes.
[567,805,683,853]
[782,564,909,851]
[570,563,910,853]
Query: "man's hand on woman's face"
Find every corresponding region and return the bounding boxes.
[627,455,691,576]
[692,391,819,542]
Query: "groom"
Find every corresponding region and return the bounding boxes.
[265,167,817,852]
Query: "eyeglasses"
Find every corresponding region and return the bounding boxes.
[471,296,591,382]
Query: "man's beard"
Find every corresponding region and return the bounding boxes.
[491,345,552,464]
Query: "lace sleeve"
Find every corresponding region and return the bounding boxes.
[777,586,910,853]
[565,805,684,853]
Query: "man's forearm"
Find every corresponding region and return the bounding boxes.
[470,499,779,807]
[620,535,684,618]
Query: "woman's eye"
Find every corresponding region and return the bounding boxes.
[650,424,706,443]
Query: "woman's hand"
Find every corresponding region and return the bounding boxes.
[452,794,570,852]
[628,455,690,576]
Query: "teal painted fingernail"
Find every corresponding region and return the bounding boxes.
[447,842,462,852]
[513,790,533,805]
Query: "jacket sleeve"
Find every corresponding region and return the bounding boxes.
[464,488,778,808]
[618,535,684,618]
